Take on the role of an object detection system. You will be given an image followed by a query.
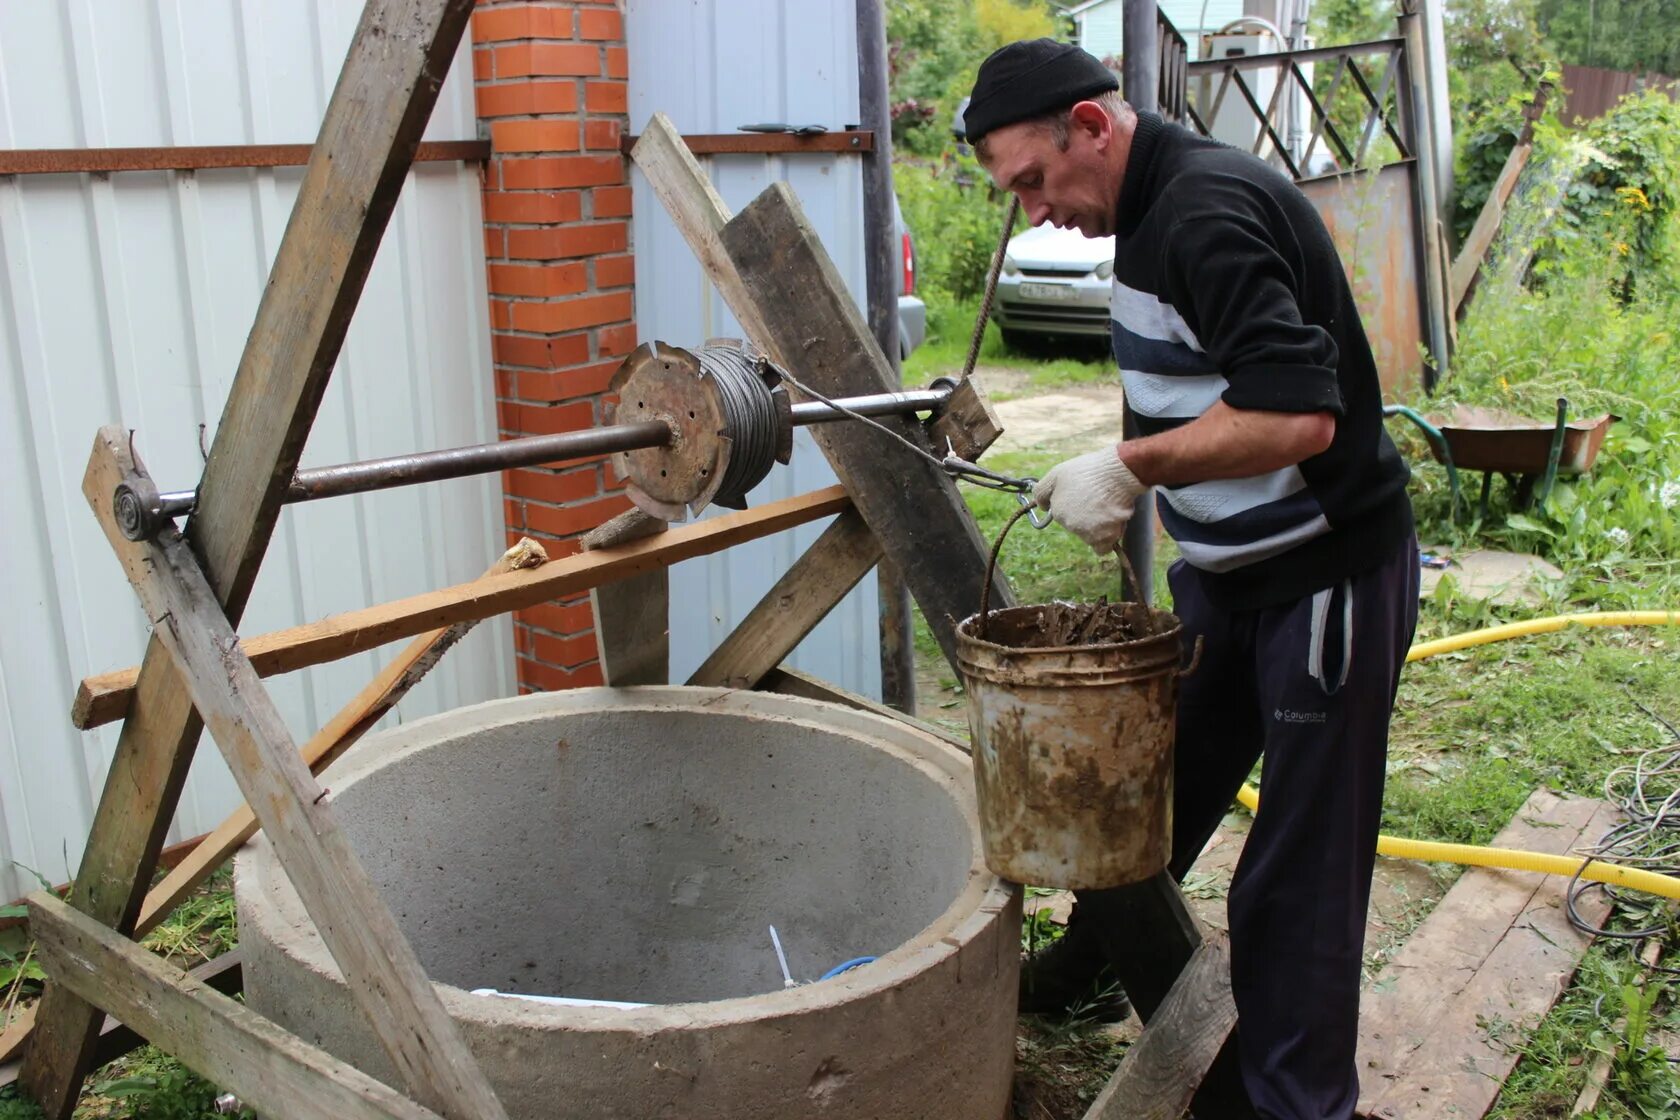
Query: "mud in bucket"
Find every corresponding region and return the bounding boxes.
[955,508,1192,890]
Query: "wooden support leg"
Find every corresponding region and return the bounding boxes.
[135,539,547,938]
[630,114,1010,671]
[21,0,476,1111]
[27,895,441,1120]
[1080,874,1250,1115]
[0,544,543,1068]
[1083,937,1237,1120]
[688,507,880,688]
[76,430,506,1119]
[583,509,670,685]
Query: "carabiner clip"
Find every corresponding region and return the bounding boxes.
[1015,487,1052,529]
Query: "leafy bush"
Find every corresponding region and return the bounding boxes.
[1409,93,1680,611]
[896,153,1012,305]
[1545,90,1680,289]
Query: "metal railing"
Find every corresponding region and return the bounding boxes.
[1157,7,1190,123]
[1184,38,1414,181]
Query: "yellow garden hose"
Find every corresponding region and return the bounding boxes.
[1238,610,1680,900]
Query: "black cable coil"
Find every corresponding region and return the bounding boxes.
[697,344,782,509]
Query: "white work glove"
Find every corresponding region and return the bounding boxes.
[1032,447,1146,554]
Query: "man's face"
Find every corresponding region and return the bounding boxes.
[982,105,1118,238]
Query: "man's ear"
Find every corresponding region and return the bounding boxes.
[1069,100,1113,147]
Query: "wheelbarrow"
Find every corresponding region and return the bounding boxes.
[1383,397,1618,522]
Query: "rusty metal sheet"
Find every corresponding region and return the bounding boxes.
[1301,163,1426,396]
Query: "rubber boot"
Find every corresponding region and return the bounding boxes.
[1018,903,1132,1022]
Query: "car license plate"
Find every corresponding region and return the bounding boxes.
[1019,281,1077,301]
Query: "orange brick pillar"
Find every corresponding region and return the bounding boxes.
[472,0,636,692]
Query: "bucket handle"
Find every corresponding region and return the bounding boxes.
[977,505,1159,643]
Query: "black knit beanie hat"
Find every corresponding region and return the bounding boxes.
[962,38,1120,144]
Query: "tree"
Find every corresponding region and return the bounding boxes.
[1536,0,1680,76]
[887,0,1063,155]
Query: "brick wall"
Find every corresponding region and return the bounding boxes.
[472,0,636,692]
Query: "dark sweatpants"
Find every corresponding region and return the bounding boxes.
[1167,534,1419,1120]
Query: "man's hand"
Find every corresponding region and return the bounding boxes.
[1032,447,1147,553]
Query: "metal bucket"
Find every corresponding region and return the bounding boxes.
[955,511,1185,889]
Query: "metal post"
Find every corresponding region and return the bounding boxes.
[1122,0,1159,606]
[1398,0,1451,390]
[857,0,917,715]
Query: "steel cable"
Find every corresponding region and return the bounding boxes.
[699,344,781,507]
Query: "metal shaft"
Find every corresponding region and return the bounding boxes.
[154,384,953,518]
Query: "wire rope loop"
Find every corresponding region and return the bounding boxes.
[699,344,780,506]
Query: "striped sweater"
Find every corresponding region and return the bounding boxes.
[1112,113,1412,609]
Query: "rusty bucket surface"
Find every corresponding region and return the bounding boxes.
[955,601,1182,890]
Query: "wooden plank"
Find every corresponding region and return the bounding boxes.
[756,666,971,755]
[1448,139,1533,311]
[583,508,669,686]
[619,131,873,155]
[1359,791,1619,1119]
[132,539,547,940]
[79,431,506,1118]
[926,376,1004,464]
[74,487,850,729]
[631,114,1006,672]
[0,954,244,1088]
[715,183,1012,671]
[689,507,881,688]
[1571,937,1665,1115]
[26,895,441,1120]
[0,141,489,176]
[21,1,478,1111]
[1084,937,1237,1120]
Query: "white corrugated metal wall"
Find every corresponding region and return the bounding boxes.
[0,3,510,903]
[626,0,883,698]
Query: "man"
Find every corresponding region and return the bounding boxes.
[964,40,1419,1120]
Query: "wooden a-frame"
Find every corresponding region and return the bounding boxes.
[13,2,1240,1113]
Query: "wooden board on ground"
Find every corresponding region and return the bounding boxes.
[26,895,439,1120]
[1357,789,1621,1119]
[1085,936,1237,1120]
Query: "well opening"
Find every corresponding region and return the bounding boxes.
[236,688,1018,1120]
[314,700,973,1003]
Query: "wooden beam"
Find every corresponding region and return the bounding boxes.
[133,539,548,939]
[26,894,442,1120]
[628,114,775,348]
[74,487,850,728]
[1449,79,1552,315]
[78,431,506,1119]
[583,509,670,686]
[717,184,1012,670]
[629,116,1010,670]
[689,507,881,688]
[0,954,244,1087]
[0,141,489,176]
[22,1,477,1111]
[1083,937,1237,1120]
[1078,872,1250,1114]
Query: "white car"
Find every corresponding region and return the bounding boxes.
[994,224,1115,346]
